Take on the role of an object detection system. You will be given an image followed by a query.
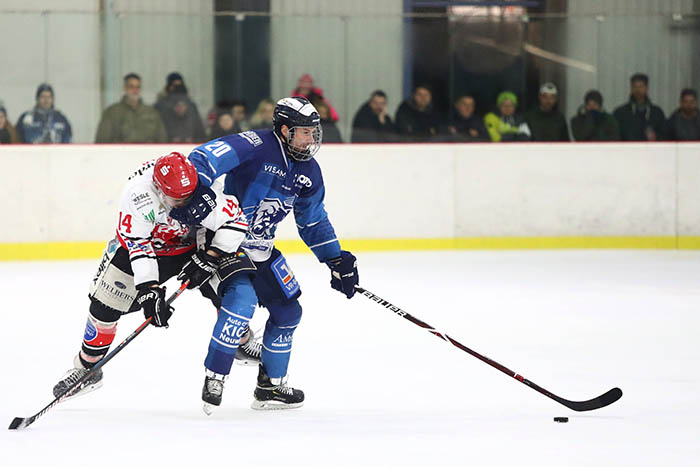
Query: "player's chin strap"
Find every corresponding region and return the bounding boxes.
[354,285,623,412]
[8,281,190,431]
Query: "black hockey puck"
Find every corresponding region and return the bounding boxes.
[553,417,569,423]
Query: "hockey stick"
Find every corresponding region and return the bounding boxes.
[355,286,623,412]
[8,281,189,430]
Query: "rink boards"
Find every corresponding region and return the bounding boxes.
[2,142,700,260]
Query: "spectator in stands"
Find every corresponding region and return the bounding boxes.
[484,91,531,142]
[312,98,343,143]
[248,98,275,130]
[0,103,19,144]
[209,110,237,139]
[231,100,249,132]
[95,73,167,143]
[666,88,700,141]
[395,85,440,142]
[16,83,72,143]
[524,82,570,141]
[159,86,206,143]
[613,73,666,141]
[570,90,620,141]
[446,95,489,142]
[292,74,339,122]
[351,90,396,143]
[154,71,185,113]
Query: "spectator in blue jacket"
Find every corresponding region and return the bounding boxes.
[16,83,72,144]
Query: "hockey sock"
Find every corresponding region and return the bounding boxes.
[261,301,302,378]
[80,315,118,367]
[205,276,257,375]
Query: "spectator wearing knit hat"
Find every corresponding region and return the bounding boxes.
[613,73,666,141]
[665,88,700,141]
[570,90,620,141]
[524,82,570,141]
[484,91,531,142]
[291,74,339,122]
[0,103,19,144]
[15,83,72,143]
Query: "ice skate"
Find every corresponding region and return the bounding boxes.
[251,364,304,410]
[234,327,262,366]
[52,355,103,400]
[202,370,227,416]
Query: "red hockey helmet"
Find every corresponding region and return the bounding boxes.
[153,152,198,200]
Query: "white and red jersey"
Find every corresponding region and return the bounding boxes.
[115,159,248,287]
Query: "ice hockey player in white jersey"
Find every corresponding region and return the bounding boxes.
[52,152,258,400]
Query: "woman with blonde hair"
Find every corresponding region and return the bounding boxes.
[249,98,275,130]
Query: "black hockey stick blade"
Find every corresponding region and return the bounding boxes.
[8,281,189,430]
[8,417,27,430]
[553,387,623,412]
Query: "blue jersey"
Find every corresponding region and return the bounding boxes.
[188,129,341,262]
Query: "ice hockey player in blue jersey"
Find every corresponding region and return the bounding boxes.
[183,96,359,413]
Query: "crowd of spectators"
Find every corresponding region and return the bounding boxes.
[1,71,697,145]
[350,74,698,143]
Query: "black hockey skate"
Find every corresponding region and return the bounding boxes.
[52,355,104,400]
[234,327,262,366]
[251,364,304,410]
[202,370,227,416]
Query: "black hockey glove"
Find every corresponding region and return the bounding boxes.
[326,250,359,299]
[169,183,217,225]
[136,285,173,327]
[177,250,220,289]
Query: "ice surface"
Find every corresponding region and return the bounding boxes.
[1,250,698,466]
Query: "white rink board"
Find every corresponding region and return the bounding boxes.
[1,142,699,243]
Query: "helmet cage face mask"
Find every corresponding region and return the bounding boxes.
[286,124,322,162]
[273,96,323,161]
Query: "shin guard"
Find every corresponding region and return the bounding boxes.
[261,301,302,379]
[204,275,257,375]
[79,315,118,367]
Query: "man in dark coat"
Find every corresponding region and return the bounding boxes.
[570,90,620,141]
[613,73,666,141]
[351,90,396,143]
[395,85,441,142]
[666,88,700,141]
[446,95,489,142]
[524,82,570,141]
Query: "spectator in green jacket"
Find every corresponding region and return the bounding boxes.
[612,73,666,141]
[484,91,531,142]
[666,88,700,141]
[570,90,620,141]
[524,82,570,141]
[95,73,167,143]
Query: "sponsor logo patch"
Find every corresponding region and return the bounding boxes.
[84,319,98,342]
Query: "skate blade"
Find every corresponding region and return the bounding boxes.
[56,381,104,401]
[251,400,303,411]
[234,358,260,366]
[202,403,217,416]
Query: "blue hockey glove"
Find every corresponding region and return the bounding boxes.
[136,285,173,327]
[177,250,220,289]
[326,251,358,299]
[169,183,217,225]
